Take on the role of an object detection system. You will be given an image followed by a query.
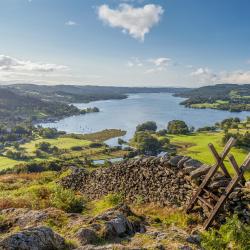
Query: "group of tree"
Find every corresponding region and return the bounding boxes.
[35,142,60,158]
[136,120,190,135]
[216,117,241,130]
[0,124,33,145]
[222,132,250,148]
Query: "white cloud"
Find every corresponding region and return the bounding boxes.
[191,67,250,84]
[190,67,217,83]
[127,57,143,67]
[191,67,210,76]
[65,20,77,26]
[150,57,171,67]
[0,55,68,73]
[146,57,171,73]
[98,4,164,41]
[219,70,250,84]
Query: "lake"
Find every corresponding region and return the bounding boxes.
[40,93,250,145]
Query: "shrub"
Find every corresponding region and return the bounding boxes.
[89,142,103,148]
[201,215,250,250]
[70,146,83,151]
[197,126,217,132]
[50,186,84,213]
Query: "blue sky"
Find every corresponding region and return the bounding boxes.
[0,0,250,87]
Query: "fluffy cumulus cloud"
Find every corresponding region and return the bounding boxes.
[0,55,67,72]
[98,4,164,41]
[219,70,250,84]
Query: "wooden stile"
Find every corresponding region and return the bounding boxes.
[186,137,250,229]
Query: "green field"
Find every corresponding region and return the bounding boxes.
[170,132,250,179]
[190,100,229,109]
[0,130,127,170]
[23,137,91,156]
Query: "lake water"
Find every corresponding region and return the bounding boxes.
[40,93,250,145]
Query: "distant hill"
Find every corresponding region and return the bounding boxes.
[0,88,80,125]
[0,84,190,125]
[4,84,190,104]
[176,84,250,112]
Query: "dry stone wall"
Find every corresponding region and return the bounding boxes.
[61,155,249,222]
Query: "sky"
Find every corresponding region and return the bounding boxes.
[0,0,250,87]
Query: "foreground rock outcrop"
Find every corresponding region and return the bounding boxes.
[0,226,68,250]
[0,205,146,250]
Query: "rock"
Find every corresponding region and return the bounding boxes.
[183,159,202,169]
[76,228,98,245]
[169,155,184,167]
[179,246,193,250]
[189,164,210,180]
[209,179,230,189]
[245,181,250,189]
[182,166,199,175]
[186,234,201,245]
[106,214,134,237]
[177,156,191,169]
[0,226,68,250]
[87,205,144,242]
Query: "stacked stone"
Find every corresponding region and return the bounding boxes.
[61,155,249,222]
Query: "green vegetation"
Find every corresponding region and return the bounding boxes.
[201,215,250,250]
[87,193,123,216]
[50,186,85,213]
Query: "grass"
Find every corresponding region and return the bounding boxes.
[0,156,26,170]
[132,203,199,229]
[169,131,250,179]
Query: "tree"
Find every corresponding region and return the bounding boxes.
[133,132,161,155]
[136,121,157,132]
[167,120,189,134]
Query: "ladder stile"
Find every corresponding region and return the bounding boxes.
[186,137,248,230]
